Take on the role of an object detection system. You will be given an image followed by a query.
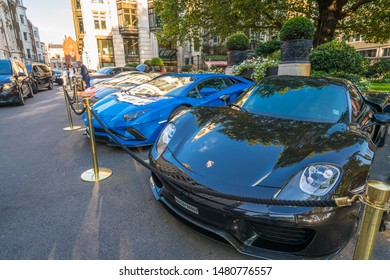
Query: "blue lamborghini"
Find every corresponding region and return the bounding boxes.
[83,73,253,147]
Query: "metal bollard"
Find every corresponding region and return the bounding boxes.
[353,180,390,260]
[62,87,81,131]
[81,97,112,182]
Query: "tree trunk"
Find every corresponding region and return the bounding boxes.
[314,0,348,47]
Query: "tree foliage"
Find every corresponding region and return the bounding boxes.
[153,0,390,47]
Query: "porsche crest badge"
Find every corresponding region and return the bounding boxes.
[206,160,215,168]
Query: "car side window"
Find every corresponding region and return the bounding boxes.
[348,85,363,118]
[187,86,201,98]
[198,78,226,92]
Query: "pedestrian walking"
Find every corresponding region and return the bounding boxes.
[77,60,91,88]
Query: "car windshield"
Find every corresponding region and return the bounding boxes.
[0,60,12,75]
[126,75,195,96]
[235,78,349,123]
[96,67,113,74]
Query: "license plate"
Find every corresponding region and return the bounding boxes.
[174,196,199,215]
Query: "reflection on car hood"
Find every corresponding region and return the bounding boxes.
[168,107,360,190]
[92,93,172,124]
[0,75,12,84]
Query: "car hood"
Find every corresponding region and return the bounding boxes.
[90,73,109,79]
[0,75,12,84]
[92,93,173,124]
[166,107,362,192]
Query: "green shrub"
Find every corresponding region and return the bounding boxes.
[267,50,281,62]
[144,60,152,67]
[181,65,195,72]
[202,55,228,61]
[125,62,138,67]
[280,16,315,41]
[255,39,281,58]
[371,72,390,83]
[309,41,368,75]
[226,33,250,51]
[150,57,164,66]
[369,60,390,75]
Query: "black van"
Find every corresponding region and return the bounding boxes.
[25,63,54,94]
[0,59,33,106]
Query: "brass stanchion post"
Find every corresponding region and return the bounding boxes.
[81,97,112,182]
[75,78,80,112]
[62,87,81,131]
[353,180,390,260]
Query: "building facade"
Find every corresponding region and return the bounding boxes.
[0,0,45,63]
[47,43,65,69]
[71,0,158,70]
[346,36,390,63]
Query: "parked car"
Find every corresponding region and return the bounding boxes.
[51,70,64,86]
[81,71,145,100]
[148,76,390,259]
[83,73,253,146]
[0,59,33,105]
[88,73,161,104]
[25,63,54,93]
[89,66,137,86]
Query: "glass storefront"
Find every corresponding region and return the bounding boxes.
[97,38,115,67]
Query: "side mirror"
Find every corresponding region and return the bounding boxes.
[219,94,231,105]
[200,87,217,96]
[373,113,390,125]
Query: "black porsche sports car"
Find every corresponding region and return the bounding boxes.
[149,76,390,259]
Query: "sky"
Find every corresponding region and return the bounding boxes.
[23,0,76,45]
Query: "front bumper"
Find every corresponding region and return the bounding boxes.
[84,115,167,147]
[149,158,360,259]
[0,88,19,104]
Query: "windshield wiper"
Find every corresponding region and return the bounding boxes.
[230,103,249,113]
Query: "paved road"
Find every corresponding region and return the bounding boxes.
[0,86,389,260]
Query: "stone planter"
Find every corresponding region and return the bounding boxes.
[239,68,254,80]
[227,50,248,66]
[280,39,313,63]
[266,66,278,77]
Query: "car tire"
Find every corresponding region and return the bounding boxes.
[48,80,53,90]
[169,105,189,120]
[17,89,25,106]
[32,82,38,94]
[27,85,34,98]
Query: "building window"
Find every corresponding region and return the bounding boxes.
[91,0,104,3]
[118,2,138,31]
[93,11,106,30]
[26,49,31,59]
[75,0,81,9]
[23,32,28,41]
[148,6,161,30]
[20,15,24,24]
[358,49,377,58]
[123,37,139,63]
[97,38,115,67]
[383,48,390,57]
[78,16,85,33]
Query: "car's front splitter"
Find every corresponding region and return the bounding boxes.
[149,172,359,260]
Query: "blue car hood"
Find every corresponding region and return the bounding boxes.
[93,93,173,123]
[0,75,12,85]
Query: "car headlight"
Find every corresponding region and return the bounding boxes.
[123,109,150,121]
[156,123,176,155]
[276,164,341,201]
[2,83,13,91]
